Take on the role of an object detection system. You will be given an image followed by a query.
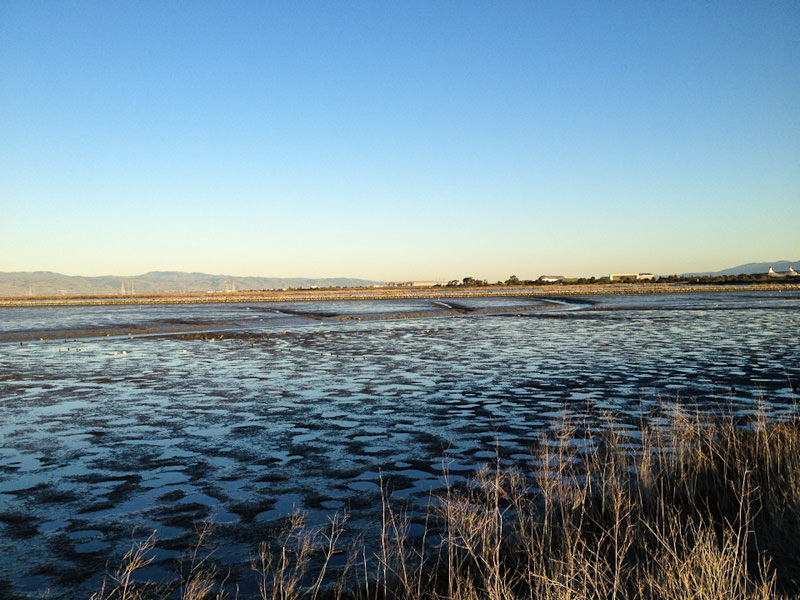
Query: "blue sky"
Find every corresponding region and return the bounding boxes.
[1,1,798,281]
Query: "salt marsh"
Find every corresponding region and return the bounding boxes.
[0,291,798,598]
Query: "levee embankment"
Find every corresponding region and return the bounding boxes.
[0,282,797,307]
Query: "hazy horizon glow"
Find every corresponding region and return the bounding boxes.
[2,2,798,281]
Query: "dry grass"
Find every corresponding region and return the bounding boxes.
[92,407,800,599]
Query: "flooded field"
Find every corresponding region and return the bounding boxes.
[1,291,799,598]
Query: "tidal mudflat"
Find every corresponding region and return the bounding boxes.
[0,291,798,598]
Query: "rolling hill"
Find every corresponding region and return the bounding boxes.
[0,271,383,297]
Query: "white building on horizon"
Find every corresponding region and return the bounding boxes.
[768,266,799,278]
[609,273,655,281]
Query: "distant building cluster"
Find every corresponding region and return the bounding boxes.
[384,268,798,289]
[609,273,654,281]
[387,281,439,287]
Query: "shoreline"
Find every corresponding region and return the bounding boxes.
[1,282,798,308]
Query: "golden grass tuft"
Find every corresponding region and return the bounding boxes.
[92,407,800,599]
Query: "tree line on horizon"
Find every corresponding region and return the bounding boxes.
[444,273,788,288]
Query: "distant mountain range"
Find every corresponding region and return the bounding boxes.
[0,271,383,297]
[684,260,800,277]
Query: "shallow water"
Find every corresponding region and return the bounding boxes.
[0,291,798,598]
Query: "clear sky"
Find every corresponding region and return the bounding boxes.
[1,1,798,281]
